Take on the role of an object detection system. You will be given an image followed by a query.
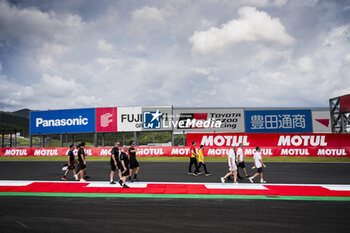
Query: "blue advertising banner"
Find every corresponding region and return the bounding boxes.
[30,108,96,134]
[245,109,312,133]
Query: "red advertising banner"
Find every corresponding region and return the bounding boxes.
[1,132,350,158]
[340,94,350,112]
[96,107,118,132]
[0,147,193,157]
[187,133,350,157]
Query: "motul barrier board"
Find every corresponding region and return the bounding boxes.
[186,133,350,157]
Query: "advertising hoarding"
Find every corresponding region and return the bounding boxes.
[142,106,173,131]
[96,107,118,132]
[245,109,312,133]
[340,94,350,112]
[117,107,142,132]
[186,133,350,157]
[30,108,96,135]
[117,106,172,132]
[173,108,245,133]
[312,111,331,133]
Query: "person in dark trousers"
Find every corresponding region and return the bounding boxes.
[61,144,79,181]
[128,141,140,182]
[110,141,122,185]
[189,141,200,176]
[197,145,211,176]
[249,147,267,183]
[75,144,90,180]
[77,142,87,182]
[237,143,249,178]
[119,146,130,188]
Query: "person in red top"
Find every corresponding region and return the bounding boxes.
[188,141,200,176]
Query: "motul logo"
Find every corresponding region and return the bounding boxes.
[200,135,250,147]
[278,135,327,146]
[4,149,28,156]
[34,149,58,156]
[137,148,164,155]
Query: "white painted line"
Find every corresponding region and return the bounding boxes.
[0,181,33,186]
[205,183,268,190]
[322,185,350,191]
[86,182,148,188]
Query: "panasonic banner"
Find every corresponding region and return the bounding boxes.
[30,108,96,135]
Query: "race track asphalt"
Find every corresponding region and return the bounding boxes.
[0,161,349,184]
[0,161,349,233]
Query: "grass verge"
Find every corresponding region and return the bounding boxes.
[0,156,349,162]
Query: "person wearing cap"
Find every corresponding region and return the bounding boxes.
[221,144,238,184]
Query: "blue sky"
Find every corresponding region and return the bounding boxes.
[0,0,350,111]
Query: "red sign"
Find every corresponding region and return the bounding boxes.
[187,133,350,157]
[0,147,192,157]
[1,132,350,158]
[96,107,117,132]
[340,94,350,112]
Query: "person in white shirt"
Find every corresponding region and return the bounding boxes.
[220,144,238,184]
[236,143,249,178]
[249,147,267,183]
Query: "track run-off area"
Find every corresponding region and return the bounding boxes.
[1,161,350,201]
[1,161,350,233]
[0,180,350,201]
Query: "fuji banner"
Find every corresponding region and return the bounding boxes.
[186,133,350,157]
[96,107,117,132]
[117,107,142,132]
[312,111,331,133]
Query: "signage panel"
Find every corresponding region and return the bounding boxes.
[186,133,350,157]
[173,108,245,133]
[30,108,95,134]
[245,109,312,133]
[312,111,331,133]
[96,107,117,132]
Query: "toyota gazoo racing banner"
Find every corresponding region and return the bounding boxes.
[245,109,312,133]
[186,133,350,157]
[173,108,245,133]
[30,108,96,134]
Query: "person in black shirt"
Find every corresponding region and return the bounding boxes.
[120,146,130,188]
[61,145,79,181]
[128,141,140,182]
[77,142,87,182]
[110,141,122,185]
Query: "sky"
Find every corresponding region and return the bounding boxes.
[0,0,349,111]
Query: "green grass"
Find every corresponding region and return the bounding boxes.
[0,156,349,162]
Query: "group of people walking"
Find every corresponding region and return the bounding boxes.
[61,141,140,188]
[62,142,89,182]
[62,140,266,186]
[189,141,267,184]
